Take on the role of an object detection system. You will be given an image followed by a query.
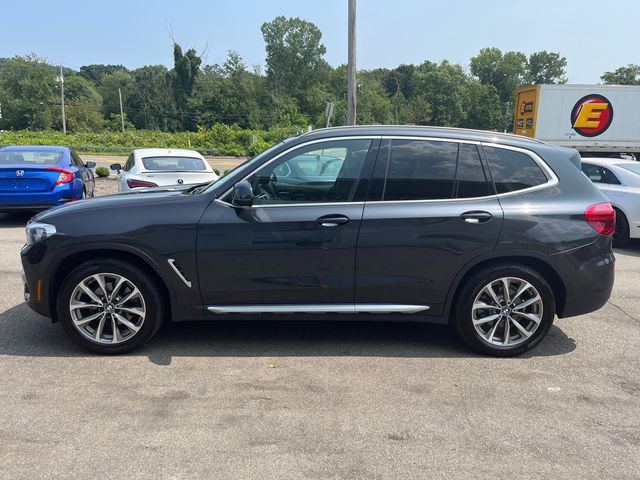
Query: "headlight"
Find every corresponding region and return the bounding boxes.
[25,223,57,246]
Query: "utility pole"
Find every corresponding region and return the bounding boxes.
[59,65,66,134]
[325,102,334,128]
[347,0,357,125]
[118,88,125,133]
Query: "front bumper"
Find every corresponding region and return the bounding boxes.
[21,244,53,318]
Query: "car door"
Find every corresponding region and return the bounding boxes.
[355,138,503,315]
[119,154,134,190]
[197,137,378,310]
[71,150,94,195]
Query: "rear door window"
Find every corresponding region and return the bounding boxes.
[484,146,548,194]
[382,139,458,201]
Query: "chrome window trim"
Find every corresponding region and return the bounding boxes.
[215,199,366,209]
[380,135,481,145]
[216,135,558,208]
[207,304,430,314]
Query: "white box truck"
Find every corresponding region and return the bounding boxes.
[513,84,640,153]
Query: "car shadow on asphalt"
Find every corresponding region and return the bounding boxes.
[0,212,34,227]
[615,239,640,257]
[0,304,577,365]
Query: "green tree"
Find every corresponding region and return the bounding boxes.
[463,81,503,131]
[79,64,128,84]
[261,16,329,124]
[127,65,177,130]
[0,54,58,130]
[601,65,640,85]
[98,70,135,118]
[401,95,432,125]
[527,51,567,84]
[470,48,528,103]
[415,61,469,126]
[62,75,104,131]
[173,43,202,130]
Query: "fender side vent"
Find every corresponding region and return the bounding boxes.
[167,259,192,288]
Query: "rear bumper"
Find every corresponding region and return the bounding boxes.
[554,235,615,318]
[0,186,78,212]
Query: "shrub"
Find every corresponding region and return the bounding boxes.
[0,124,302,157]
[95,166,110,178]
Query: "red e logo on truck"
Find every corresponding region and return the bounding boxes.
[571,94,614,137]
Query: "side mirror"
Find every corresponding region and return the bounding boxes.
[110,163,122,172]
[85,161,96,168]
[232,180,254,207]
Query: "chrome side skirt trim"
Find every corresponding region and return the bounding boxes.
[167,259,192,288]
[207,304,430,314]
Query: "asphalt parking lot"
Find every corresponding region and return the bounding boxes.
[1,209,639,479]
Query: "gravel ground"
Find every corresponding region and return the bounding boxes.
[93,177,118,196]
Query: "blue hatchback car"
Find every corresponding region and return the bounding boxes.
[0,146,96,212]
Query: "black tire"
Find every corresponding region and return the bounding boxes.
[453,264,556,357]
[613,208,630,248]
[56,259,166,354]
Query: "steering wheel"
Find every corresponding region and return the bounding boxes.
[255,172,279,201]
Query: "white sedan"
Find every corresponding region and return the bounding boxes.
[581,157,640,246]
[111,148,219,192]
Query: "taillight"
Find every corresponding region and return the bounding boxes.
[585,202,615,236]
[127,179,158,189]
[47,167,74,185]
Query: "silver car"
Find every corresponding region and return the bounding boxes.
[110,148,218,191]
[581,157,640,246]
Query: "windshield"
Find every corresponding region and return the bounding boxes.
[141,156,207,171]
[618,163,640,176]
[0,150,62,165]
[200,139,295,194]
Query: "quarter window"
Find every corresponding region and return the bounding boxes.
[382,139,458,201]
[246,139,372,205]
[484,146,548,194]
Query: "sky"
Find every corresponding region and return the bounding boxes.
[0,0,638,83]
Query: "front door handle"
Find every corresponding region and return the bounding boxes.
[460,211,493,224]
[317,214,350,227]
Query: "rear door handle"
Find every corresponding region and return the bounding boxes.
[460,211,493,224]
[317,214,350,227]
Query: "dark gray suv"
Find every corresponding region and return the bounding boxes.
[21,126,615,356]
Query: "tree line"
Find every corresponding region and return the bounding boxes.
[0,16,637,135]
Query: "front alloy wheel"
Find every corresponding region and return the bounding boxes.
[58,259,165,354]
[69,273,146,344]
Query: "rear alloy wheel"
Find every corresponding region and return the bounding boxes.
[57,260,165,354]
[454,265,555,356]
[613,208,630,248]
